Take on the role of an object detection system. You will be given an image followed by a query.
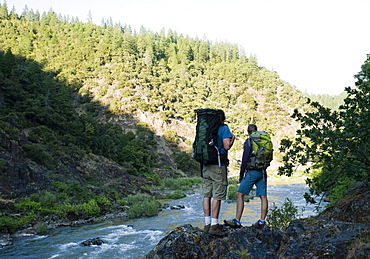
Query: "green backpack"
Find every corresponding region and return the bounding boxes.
[192,108,225,166]
[246,131,273,171]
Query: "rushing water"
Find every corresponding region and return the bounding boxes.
[0,183,324,259]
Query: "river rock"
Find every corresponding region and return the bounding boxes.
[81,237,105,246]
[170,205,185,210]
[145,183,370,259]
[0,233,13,248]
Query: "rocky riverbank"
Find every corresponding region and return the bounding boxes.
[145,183,370,259]
[0,211,127,248]
[0,202,186,249]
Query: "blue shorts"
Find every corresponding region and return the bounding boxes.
[238,170,267,196]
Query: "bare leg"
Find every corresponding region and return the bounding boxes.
[235,192,245,221]
[211,199,221,219]
[260,195,268,221]
[203,197,211,217]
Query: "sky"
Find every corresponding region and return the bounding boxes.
[6,0,370,95]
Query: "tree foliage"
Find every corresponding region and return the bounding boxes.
[279,54,370,203]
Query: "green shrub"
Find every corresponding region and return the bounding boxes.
[35,222,48,234]
[174,152,198,172]
[15,197,41,212]
[0,216,18,233]
[236,249,251,259]
[17,214,36,226]
[227,185,238,200]
[109,188,119,200]
[39,191,57,207]
[327,176,360,205]
[266,198,301,230]
[40,207,57,216]
[120,193,154,206]
[175,177,203,187]
[160,190,186,200]
[58,202,77,217]
[119,193,163,217]
[159,177,200,190]
[27,125,57,144]
[147,173,161,183]
[160,178,182,190]
[228,176,240,185]
[23,144,52,167]
[96,195,111,206]
[126,200,161,218]
[136,122,151,132]
[53,180,95,204]
[78,199,101,216]
[163,130,178,145]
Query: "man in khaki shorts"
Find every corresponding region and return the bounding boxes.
[200,110,235,236]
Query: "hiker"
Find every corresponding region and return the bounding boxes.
[201,110,235,236]
[224,124,270,230]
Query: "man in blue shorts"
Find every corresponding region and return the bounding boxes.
[201,110,235,236]
[224,124,269,230]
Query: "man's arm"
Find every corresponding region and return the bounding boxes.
[223,134,235,151]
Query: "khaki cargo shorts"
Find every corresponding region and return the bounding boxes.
[200,164,228,200]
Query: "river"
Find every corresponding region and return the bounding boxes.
[0,183,324,259]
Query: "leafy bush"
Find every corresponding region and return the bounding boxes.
[96,195,111,206]
[0,216,18,233]
[158,177,202,190]
[78,199,101,216]
[35,222,48,234]
[159,190,186,200]
[120,193,154,206]
[14,182,112,220]
[228,176,240,185]
[23,144,53,167]
[236,249,251,259]
[15,196,42,212]
[266,198,301,230]
[174,152,198,173]
[120,193,162,218]
[0,213,36,233]
[27,125,57,144]
[227,185,238,200]
[126,200,161,218]
[163,130,178,145]
[327,176,361,205]
[160,178,182,190]
[175,177,203,187]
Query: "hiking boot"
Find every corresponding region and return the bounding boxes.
[224,219,242,228]
[203,224,210,233]
[252,220,270,231]
[209,224,228,237]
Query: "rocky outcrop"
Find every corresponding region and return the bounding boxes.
[145,183,370,259]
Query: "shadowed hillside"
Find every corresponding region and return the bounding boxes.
[0,3,325,234]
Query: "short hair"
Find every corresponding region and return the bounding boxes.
[218,109,226,122]
[247,124,257,134]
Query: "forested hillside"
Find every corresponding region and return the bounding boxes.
[0,4,312,170]
[1,3,361,233]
